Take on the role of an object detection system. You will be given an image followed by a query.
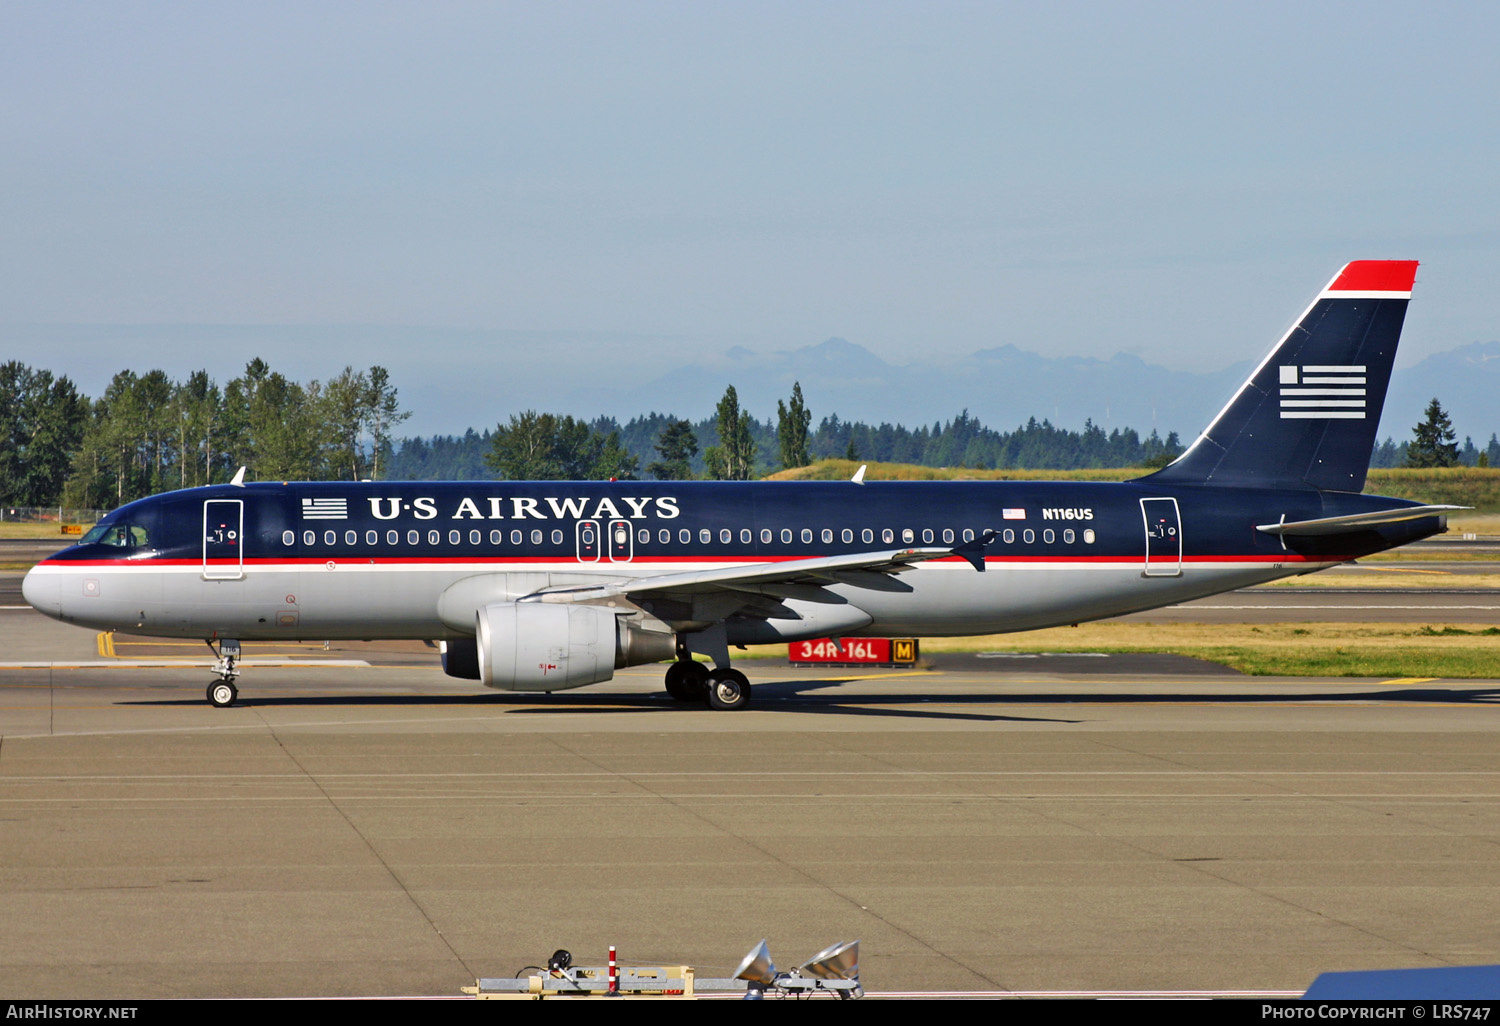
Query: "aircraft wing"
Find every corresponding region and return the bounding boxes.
[524,546,973,606]
[1256,505,1468,537]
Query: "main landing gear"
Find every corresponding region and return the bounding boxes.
[206,639,241,708]
[664,659,753,710]
[665,628,752,710]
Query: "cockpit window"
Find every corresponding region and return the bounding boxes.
[80,521,149,548]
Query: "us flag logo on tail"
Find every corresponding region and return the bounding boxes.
[1278,365,1367,419]
[301,498,349,520]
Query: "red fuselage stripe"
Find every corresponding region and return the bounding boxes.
[37,552,1346,568]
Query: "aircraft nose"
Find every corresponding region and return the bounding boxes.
[21,565,61,619]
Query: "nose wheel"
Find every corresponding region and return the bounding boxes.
[205,639,241,707]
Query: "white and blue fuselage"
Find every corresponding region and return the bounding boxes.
[20,260,1454,708]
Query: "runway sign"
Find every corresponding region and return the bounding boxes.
[789,638,918,666]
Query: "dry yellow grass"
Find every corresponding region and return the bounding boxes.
[911,620,1494,653]
[765,461,1138,482]
[913,621,1500,677]
[0,522,90,540]
[1444,513,1500,537]
[745,621,1500,677]
[1264,567,1500,588]
[1362,548,1500,562]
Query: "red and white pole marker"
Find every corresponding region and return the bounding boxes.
[608,945,618,994]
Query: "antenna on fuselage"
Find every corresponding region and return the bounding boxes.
[230,466,246,487]
[851,464,866,485]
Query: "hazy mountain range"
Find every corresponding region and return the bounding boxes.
[8,323,1497,444]
[565,337,1500,445]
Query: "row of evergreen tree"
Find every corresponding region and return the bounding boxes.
[1370,398,1500,468]
[1,360,406,508]
[392,417,1500,482]
[391,383,1193,482]
[6,359,1495,508]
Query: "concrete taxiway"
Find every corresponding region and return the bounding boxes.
[3,606,1500,999]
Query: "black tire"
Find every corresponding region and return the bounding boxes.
[208,681,238,708]
[665,660,709,701]
[706,668,751,711]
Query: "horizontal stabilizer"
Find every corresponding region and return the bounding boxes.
[1256,505,1467,537]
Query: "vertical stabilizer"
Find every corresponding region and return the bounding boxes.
[1147,260,1418,491]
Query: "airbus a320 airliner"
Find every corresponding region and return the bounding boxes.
[23,261,1458,709]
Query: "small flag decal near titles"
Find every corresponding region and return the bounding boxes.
[1279,365,1367,419]
[301,498,348,520]
[1002,508,1026,520]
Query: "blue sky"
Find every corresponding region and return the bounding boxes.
[3,1,1497,435]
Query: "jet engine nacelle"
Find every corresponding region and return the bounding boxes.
[470,602,675,691]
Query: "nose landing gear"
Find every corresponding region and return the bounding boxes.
[206,639,241,708]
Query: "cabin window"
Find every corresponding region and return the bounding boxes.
[801,529,813,543]
[446,530,457,545]
[1043,529,1055,544]
[408,530,420,545]
[660,529,671,544]
[1063,529,1075,543]
[760,529,772,544]
[680,529,691,544]
[822,529,833,543]
[531,530,543,545]
[490,530,502,544]
[304,530,315,545]
[902,528,914,544]
[963,529,975,543]
[699,529,711,544]
[470,530,481,545]
[551,530,563,544]
[922,529,934,543]
[282,531,294,546]
[366,530,378,545]
[942,528,954,543]
[1023,529,1035,544]
[741,529,752,544]
[720,529,732,544]
[781,529,792,544]
[343,530,355,545]
[638,529,650,544]
[324,531,337,546]
[1083,529,1096,544]
[862,529,873,543]
[882,529,894,544]
[511,530,523,545]
[428,530,440,545]
[389,531,400,545]
[1003,529,1015,544]
[842,529,853,543]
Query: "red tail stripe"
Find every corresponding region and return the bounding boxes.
[1326,260,1418,293]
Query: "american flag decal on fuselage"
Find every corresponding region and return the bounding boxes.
[301,498,349,520]
[1278,365,1366,419]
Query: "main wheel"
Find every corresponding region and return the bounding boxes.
[665,660,709,701]
[706,668,751,711]
[208,681,238,708]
